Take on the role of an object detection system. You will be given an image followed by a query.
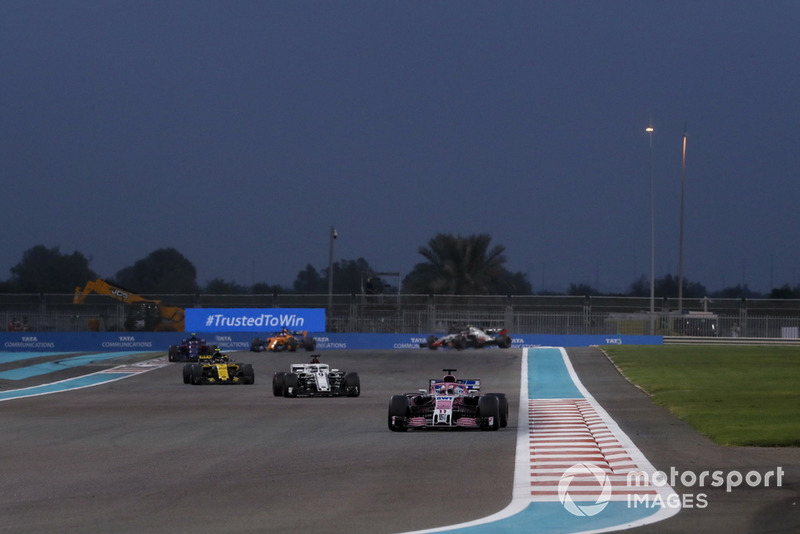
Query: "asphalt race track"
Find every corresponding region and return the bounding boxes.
[0,349,520,534]
[0,348,798,533]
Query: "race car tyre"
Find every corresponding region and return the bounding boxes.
[303,337,317,351]
[486,393,509,428]
[169,345,178,362]
[182,363,192,384]
[190,363,204,385]
[283,373,299,397]
[498,335,512,349]
[272,372,286,396]
[250,338,262,352]
[343,372,360,397]
[242,364,255,385]
[426,335,438,350]
[453,337,466,350]
[287,337,298,352]
[478,395,500,431]
[388,395,410,432]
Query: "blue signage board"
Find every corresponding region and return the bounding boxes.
[0,331,661,352]
[184,308,326,333]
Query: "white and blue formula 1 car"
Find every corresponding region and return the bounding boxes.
[272,357,360,397]
[388,369,508,432]
[420,325,512,350]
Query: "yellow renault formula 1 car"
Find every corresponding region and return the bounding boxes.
[182,349,255,385]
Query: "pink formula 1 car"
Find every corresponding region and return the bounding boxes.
[388,369,508,432]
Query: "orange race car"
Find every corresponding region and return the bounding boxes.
[250,329,317,352]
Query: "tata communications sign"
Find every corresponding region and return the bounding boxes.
[185,308,326,333]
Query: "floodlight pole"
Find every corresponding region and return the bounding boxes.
[646,124,655,334]
[678,123,687,312]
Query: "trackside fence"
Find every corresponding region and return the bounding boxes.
[3,293,800,340]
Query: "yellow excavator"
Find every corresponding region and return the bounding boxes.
[73,278,185,332]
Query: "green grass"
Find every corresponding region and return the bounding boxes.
[602,345,800,447]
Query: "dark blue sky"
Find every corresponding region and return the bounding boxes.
[2,1,799,294]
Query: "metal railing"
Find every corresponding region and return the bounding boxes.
[3,293,800,339]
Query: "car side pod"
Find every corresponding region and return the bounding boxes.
[388,395,410,432]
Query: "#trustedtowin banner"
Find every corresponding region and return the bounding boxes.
[185,308,326,332]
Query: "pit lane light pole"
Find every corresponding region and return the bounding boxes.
[328,226,337,317]
[646,124,655,334]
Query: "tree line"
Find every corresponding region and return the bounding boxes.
[1,235,796,299]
